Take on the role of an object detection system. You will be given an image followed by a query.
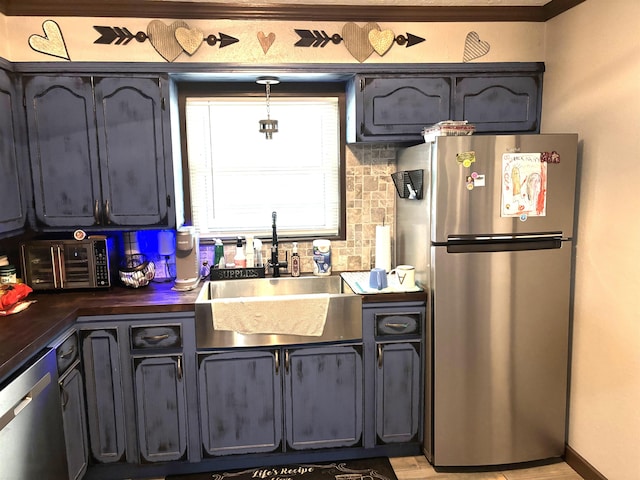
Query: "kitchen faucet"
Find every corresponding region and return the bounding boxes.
[269,211,288,277]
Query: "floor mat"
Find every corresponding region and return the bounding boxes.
[166,457,398,480]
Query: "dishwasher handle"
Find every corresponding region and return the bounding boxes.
[0,372,51,432]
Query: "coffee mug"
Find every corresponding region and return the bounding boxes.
[389,265,415,289]
[369,267,388,290]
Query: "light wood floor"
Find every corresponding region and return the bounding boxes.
[389,456,584,480]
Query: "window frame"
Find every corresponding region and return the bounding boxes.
[176,80,347,242]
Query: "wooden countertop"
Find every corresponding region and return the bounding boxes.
[0,276,426,381]
[0,281,198,381]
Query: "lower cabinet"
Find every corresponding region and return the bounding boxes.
[78,312,197,469]
[81,328,127,464]
[59,367,90,480]
[50,329,89,480]
[375,342,420,444]
[132,355,188,462]
[363,301,425,448]
[199,349,282,455]
[198,344,363,457]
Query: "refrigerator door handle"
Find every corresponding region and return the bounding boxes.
[446,237,564,253]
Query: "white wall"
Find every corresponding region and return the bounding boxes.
[0,14,7,60]
[542,1,640,479]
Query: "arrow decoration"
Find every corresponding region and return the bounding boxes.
[94,26,239,48]
[93,24,239,62]
[294,25,425,62]
[94,26,142,45]
[294,29,425,49]
[294,30,342,48]
[396,33,426,48]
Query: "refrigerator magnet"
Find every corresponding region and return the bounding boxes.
[472,172,486,186]
[456,151,476,167]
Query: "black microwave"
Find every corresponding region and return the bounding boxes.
[20,237,112,290]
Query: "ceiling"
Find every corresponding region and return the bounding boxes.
[0,0,584,21]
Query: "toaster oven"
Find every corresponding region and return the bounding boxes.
[20,237,112,290]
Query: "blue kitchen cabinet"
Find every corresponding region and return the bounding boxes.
[375,342,421,444]
[453,75,542,133]
[347,74,451,143]
[23,74,174,229]
[81,328,127,464]
[347,65,543,143]
[79,313,198,469]
[50,329,89,480]
[198,349,283,456]
[198,343,363,456]
[362,302,424,448]
[285,344,363,450]
[132,355,188,462]
[60,366,90,480]
[0,68,27,236]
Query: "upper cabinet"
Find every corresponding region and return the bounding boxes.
[347,75,452,142]
[347,64,544,143]
[453,75,541,133]
[23,74,175,230]
[0,68,27,236]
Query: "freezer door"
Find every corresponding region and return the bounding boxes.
[431,134,578,243]
[431,242,571,467]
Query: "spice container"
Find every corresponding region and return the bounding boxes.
[0,264,17,284]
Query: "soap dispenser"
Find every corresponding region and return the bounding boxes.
[291,242,301,277]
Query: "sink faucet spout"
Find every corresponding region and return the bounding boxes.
[269,211,287,277]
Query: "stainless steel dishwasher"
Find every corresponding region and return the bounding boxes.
[0,348,68,480]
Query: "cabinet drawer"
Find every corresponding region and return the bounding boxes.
[56,332,79,375]
[130,325,182,349]
[375,312,421,336]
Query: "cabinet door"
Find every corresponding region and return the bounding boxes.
[133,355,187,462]
[60,367,89,480]
[94,76,170,227]
[23,75,102,228]
[357,75,451,141]
[0,69,26,235]
[198,350,282,456]
[453,75,542,133]
[285,345,363,450]
[81,329,126,463]
[375,342,420,444]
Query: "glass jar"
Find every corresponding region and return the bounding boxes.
[0,264,17,284]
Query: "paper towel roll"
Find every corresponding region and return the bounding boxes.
[375,225,391,272]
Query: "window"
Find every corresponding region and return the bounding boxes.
[178,82,346,241]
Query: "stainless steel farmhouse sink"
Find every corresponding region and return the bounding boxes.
[195,276,362,348]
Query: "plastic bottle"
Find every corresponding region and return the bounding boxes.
[291,242,301,277]
[245,235,255,268]
[213,239,224,269]
[312,239,331,276]
[254,238,263,267]
[233,237,246,268]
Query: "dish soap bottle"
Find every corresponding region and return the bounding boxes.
[213,238,225,269]
[291,242,301,277]
[234,237,246,268]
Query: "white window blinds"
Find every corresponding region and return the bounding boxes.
[185,96,341,239]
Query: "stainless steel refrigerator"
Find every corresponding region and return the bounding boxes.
[396,134,578,468]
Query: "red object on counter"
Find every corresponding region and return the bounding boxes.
[0,283,33,310]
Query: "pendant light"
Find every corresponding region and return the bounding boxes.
[257,76,279,139]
